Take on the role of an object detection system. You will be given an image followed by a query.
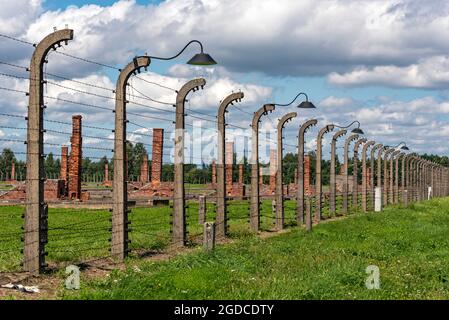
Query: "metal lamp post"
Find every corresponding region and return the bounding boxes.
[113,40,217,254]
[250,92,316,232]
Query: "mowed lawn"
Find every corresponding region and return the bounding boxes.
[0,199,298,272]
[56,197,449,300]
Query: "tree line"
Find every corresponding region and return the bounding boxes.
[2,147,449,184]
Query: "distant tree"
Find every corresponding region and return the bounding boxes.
[0,148,16,180]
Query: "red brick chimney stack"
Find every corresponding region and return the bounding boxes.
[104,163,109,182]
[68,115,82,200]
[151,128,164,184]
[140,153,149,183]
[60,146,69,182]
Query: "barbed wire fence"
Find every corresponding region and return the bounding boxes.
[1,30,449,276]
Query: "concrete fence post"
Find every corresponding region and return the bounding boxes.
[401,154,408,203]
[250,104,275,232]
[362,141,375,212]
[305,197,312,232]
[25,29,74,274]
[394,152,403,204]
[112,56,150,261]
[330,130,347,216]
[275,112,297,230]
[370,144,383,211]
[173,78,206,247]
[389,150,400,204]
[353,138,367,211]
[383,149,395,206]
[315,124,335,222]
[297,119,317,224]
[216,92,244,238]
[342,134,359,214]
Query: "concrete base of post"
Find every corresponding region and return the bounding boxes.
[305,198,312,231]
[203,222,216,251]
[427,186,432,200]
[374,187,382,212]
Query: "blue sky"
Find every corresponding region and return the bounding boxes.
[43,0,159,10]
[2,0,449,162]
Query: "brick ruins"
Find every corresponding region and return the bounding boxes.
[129,128,173,200]
[0,113,368,204]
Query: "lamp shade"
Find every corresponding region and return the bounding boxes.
[187,53,217,65]
[351,127,364,134]
[297,101,316,109]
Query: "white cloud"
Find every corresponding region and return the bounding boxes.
[328,56,449,89]
[0,0,42,36]
[1,0,448,77]
[319,96,355,108]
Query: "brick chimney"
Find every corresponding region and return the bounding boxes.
[140,153,149,183]
[104,163,109,182]
[60,146,68,182]
[10,161,15,181]
[151,128,164,184]
[68,115,82,200]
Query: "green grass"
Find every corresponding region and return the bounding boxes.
[0,199,297,272]
[63,197,449,300]
[2,197,449,299]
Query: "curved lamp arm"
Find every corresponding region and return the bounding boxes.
[149,40,204,61]
[334,120,361,130]
[274,92,309,107]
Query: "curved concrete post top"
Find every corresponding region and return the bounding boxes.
[31,29,74,65]
[277,112,297,131]
[354,138,367,152]
[318,124,335,141]
[332,129,347,142]
[176,78,206,105]
[218,92,245,120]
[344,134,359,149]
[252,104,275,128]
[116,56,151,92]
[362,140,376,156]
[299,119,318,136]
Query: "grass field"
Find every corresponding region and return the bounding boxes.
[2,196,448,299]
[0,199,300,272]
